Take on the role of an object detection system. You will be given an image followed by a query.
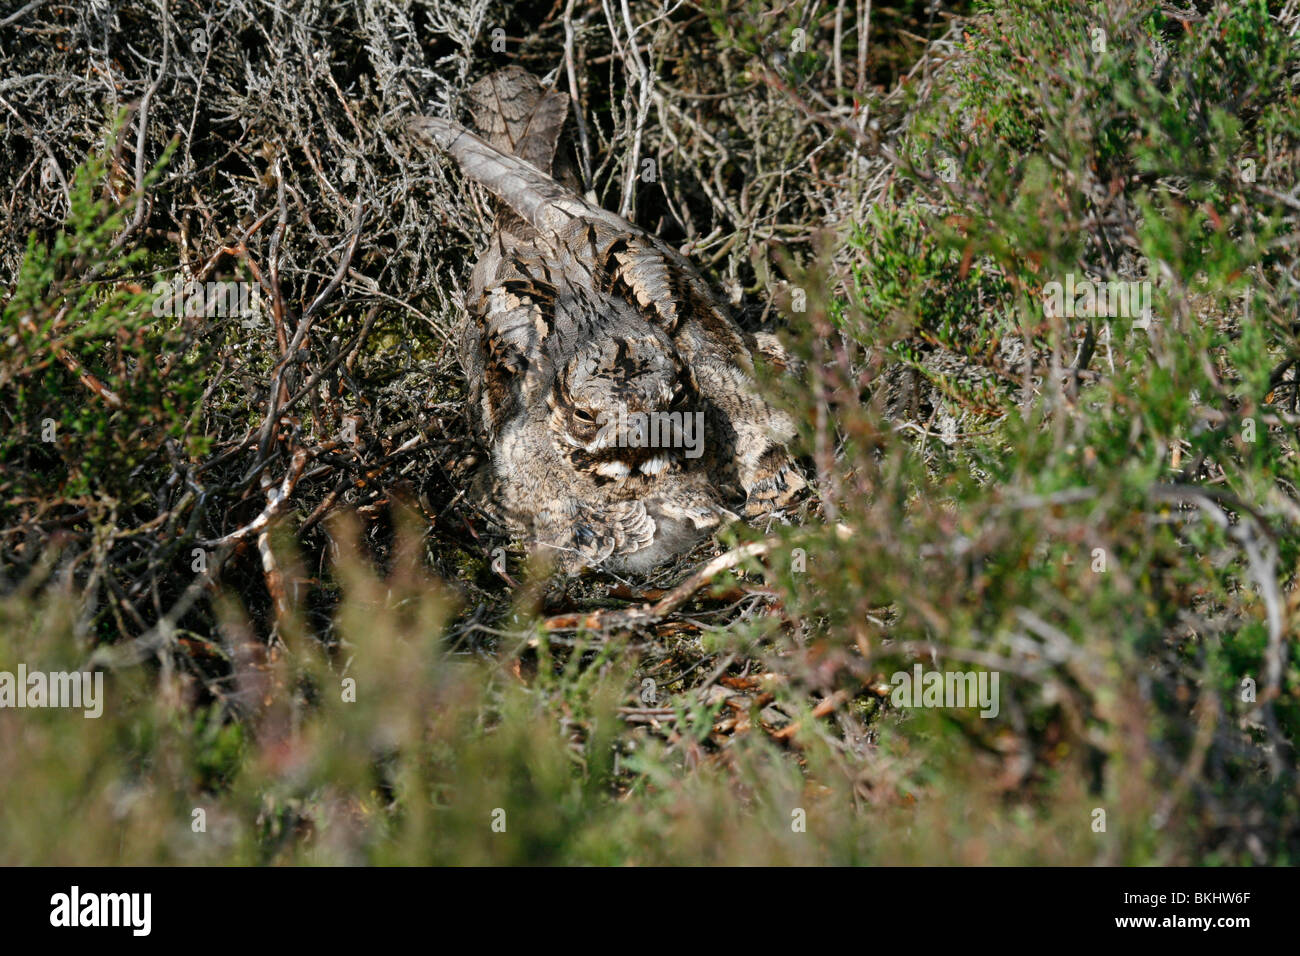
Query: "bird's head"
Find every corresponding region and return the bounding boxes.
[548,332,702,482]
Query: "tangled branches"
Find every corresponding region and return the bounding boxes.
[0,0,912,661]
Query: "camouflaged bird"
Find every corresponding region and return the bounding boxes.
[411,68,804,572]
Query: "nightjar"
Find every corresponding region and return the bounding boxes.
[411,68,804,572]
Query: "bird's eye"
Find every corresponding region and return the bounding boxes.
[573,408,597,424]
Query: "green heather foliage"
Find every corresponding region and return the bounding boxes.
[0,0,1297,864]
[1,131,201,508]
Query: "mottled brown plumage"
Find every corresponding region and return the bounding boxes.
[411,68,803,571]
